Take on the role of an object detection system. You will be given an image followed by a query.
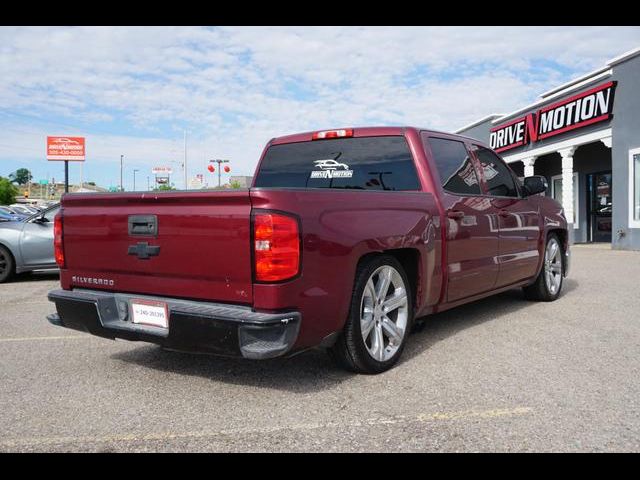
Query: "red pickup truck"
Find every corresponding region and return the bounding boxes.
[47,127,570,373]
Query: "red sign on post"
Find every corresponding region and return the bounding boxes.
[47,136,86,161]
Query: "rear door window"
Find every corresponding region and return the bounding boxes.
[424,136,482,195]
[254,136,421,191]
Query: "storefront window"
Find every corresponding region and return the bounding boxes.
[635,154,640,221]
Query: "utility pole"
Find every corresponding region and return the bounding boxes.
[64,161,69,193]
[183,130,188,190]
[133,169,139,191]
[120,155,124,191]
[147,176,150,191]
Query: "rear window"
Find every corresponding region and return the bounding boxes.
[254,136,421,191]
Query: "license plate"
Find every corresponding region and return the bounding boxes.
[131,299,168,329]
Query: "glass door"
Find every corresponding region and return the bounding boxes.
[588,172,612,242]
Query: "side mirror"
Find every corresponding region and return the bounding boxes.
[33,214,49,224]
[523,175,548,196]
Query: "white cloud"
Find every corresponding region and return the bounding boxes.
[0,26,639,183]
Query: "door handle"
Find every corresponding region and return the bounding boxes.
[498,209,510,217]
[447,210,465,220]
[128,215,158,236]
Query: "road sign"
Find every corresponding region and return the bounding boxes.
[47,136,86,161]
[38,179,48,185]
[189,177,203,189]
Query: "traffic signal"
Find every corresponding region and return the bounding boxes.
[24,191,29,198]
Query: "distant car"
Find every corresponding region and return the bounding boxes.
[14,205,40,215]
[8,205,35,216]
[0,204,60,283]
[0,207,27,222]
[314,159,350,170]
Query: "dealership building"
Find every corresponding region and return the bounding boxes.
[457,47,640,250]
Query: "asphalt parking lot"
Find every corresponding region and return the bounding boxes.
[1,244,639,452]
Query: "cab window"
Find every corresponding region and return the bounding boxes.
[425,136,482,196]
[473,145,519,197]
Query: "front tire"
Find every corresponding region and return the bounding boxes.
[330,255,413,374]
[0,245,15,284]
[523,233,564,302]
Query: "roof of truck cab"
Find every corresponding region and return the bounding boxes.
[269,126,484,146]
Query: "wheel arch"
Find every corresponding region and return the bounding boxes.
[547,228,568,272]
[355,248,421,316]
[0,241,18,276]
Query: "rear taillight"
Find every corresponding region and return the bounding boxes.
[54,213,65,268]
[312,128,353,140]
[253,213,300,282]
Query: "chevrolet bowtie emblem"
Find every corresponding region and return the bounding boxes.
[128,242,160,260]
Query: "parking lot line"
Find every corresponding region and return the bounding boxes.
[0,406,533,449]
[0,335,88,343]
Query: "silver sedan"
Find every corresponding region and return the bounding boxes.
[0,204,60,283]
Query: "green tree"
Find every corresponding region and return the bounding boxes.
[154,184,176,191]
[230,180,242,189]
[0,177,19,204]
[9,168,32,186]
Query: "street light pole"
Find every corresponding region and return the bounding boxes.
[133,169,139,191]
[209,159,230,188]
[147,176,150,191]
[120,155,124,192]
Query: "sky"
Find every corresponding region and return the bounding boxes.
[1,26,639,190]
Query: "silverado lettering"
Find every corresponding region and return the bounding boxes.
[71,276,115,286]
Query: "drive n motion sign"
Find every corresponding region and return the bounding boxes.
[490,81,616,153]
[47,136,86,161]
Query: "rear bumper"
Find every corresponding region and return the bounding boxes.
[47,289,300,359]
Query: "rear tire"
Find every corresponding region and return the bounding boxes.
[330,255,413,374]
[0,245,15,284]
[523,233,564,302]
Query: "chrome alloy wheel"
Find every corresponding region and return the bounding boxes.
[360,265,409,362]
[544,237,563,295]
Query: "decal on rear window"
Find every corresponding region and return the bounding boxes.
[254,136,420,191]
[310,158,354,179]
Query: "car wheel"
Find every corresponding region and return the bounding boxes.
[330,255,413,374]
[0,245,15,283]
[523,233,563,302]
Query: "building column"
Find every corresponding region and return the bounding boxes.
[558,147,576,238]
[523,157,537,177]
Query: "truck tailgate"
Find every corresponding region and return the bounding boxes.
[60,191,253,304]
